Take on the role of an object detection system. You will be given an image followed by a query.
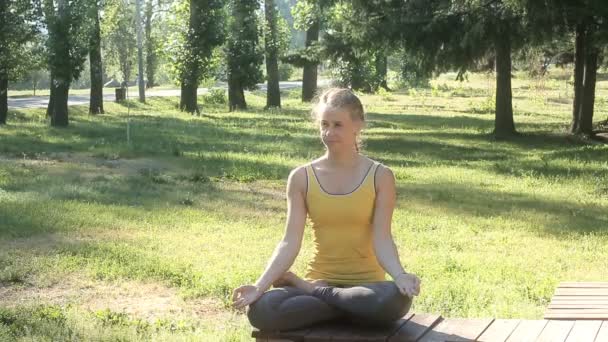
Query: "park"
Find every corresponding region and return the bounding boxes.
[1,0,608,341]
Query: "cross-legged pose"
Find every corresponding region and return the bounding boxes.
[232,88,421,331]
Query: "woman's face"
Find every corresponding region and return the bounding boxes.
[317,105,362,151]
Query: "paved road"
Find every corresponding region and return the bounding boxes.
[8,81,309,109]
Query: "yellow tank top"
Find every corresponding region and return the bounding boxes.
[304,161,386,285]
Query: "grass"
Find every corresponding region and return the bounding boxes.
[1,69,608,341]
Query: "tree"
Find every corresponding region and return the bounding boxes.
[291,0,321,102]
[528,0,607,136]
[264,0,281,108]
[89,0,104,115]
[44,0,93,127]
[0,0,42,125]
[566,6,606,135]
[226,0,263,111]
[102,0,136,86]
[320,2,389,92]
[174,0,225,114]
[351,0,527,137]
[144,0,159,89]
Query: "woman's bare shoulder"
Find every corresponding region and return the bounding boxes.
[370,160,395,190]
[286,164,310,194]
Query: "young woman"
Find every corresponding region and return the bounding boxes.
[232,88,421,331]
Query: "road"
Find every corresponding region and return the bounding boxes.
[7,81,309,109]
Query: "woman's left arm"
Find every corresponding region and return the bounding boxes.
[372,165,420,297]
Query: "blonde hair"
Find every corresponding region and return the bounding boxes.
[311,88,365,152]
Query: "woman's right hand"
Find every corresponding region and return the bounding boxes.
[232,285,264,310]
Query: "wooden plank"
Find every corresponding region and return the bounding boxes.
[544,313,608,320]
[552,296,608,300]
[595,321,608,342]
[549,304,608,309]
[346,312,415,342]
[564,320,603,342]
[252,327,312,341]
[535,320,574,342]
[278,328,312,341]
[476,319,520,342]
[558,283,608,288]
[253,329,283,339]
[302,323,340,342]
[389,313,442,342]
[555,289,608,295]
[505,320,548,342]
[417,318,494,342]
[545,309,608,314]
[551,299,608,303]
[327,314,414,342]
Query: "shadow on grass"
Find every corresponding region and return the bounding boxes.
[0,108,318,160]
[399,181,608,237]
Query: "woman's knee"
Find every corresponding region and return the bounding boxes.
[367,281,412,320]
[379,282,412,319]
[246,289,287,330]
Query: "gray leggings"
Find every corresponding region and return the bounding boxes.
[247,281,412,331]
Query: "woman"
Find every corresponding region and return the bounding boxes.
[232,88,421,331]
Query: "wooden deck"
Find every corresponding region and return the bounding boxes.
[252,313,608,341]
[253,283,608,341]
[544,282,608,320]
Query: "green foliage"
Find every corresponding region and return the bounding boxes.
[164,0,226,88]
[321,2,386,92]
[226,0,264,90]
[280,43,322,66]
[0,0,42,81]
[278,62,294,81]
[291,0,319,31]
[398,49,433,88]
[101,0,137,84]
[202,88,227,104]
[261,1,291,56]
[43,0,94,85]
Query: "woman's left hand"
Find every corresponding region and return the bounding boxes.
[394,272,421,298]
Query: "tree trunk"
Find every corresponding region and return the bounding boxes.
[228,76,246,111]
[375,51,389,91]
[89,1,104,115]
[302,20,319,102]
[135,0,145,102]
[180,82,199,114]
[351,59,367,92]
[494,23,516,138]
[145,0,156,89]
[50,78,69,127]
[579,43,598,136]
[264,0,281,108]
[0,72,7,125]
[47,75,55,118]
[179,0,200,114]
[571,22,586,134]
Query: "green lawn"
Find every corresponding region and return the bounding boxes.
[1,70,608,341]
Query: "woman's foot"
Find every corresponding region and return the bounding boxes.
[273,272,329,295]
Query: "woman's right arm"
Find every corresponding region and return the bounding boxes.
[232,166,308,309]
